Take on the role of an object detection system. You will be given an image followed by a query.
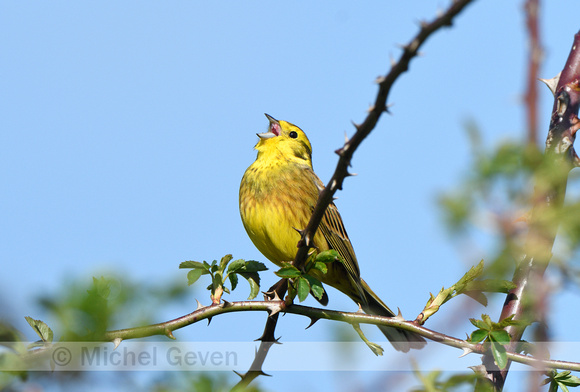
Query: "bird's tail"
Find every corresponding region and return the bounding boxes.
[359,279,426,353]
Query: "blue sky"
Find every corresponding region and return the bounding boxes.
[2,1,580,391]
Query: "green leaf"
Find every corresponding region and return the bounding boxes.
[496,314,529,329]
[24,317,53,343]
[238,272,261,300]
[219,254,233,271]
[315,249,341,263]
[463,291,488,306]
[187,269,205,286]
[489,337,508,369]
[454,260,485,288]
[304,275,325,300]
[296,276,310,302]
[212,273,223,289]
[463,279,516,294]
[243,260,268,272]
[489,330,510,345]
[554,370,580,387]
[469,318,490,331]
[312,261,328,274]
[180,260,207,270]
[229,272,239,291]
[469,329,489,343]
[482,314,493,328]
[275,266,302,278]
[226,259,246,273]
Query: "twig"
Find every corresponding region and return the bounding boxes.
[231,279,287,390]
[485,30,580,390]
[291,0,477,270]
[98,299,580,373]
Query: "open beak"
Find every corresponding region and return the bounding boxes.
[257,113,281,139]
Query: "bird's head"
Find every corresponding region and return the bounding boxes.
[255,114,313,164]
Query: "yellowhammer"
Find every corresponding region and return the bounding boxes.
[239,114,425,352]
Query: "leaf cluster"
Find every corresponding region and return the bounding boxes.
[274,250,342,302]
[468,314,528,370]
[180,254,267,303]
[420,260,515,323]
[543,370,580,392]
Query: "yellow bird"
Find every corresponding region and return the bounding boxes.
[239,114,425,352]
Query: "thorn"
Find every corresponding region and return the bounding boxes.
[222,300,232,308]
[356,303,365,313]
[270,290,282,302]
[315,181,325,193]
[112,338,122,350]
[196,299,203,310]
[375,75,386,84]
[233,370,245,379]
[166,330,176,340]
[292,226,305,236]
[268,303,283,317]
[346,171,358,177]
[393,308,406,321]
[207,317,212,326]
[351,120,361,131]
[418,19,428,28]
[305,317,320,329]
[469,365,488,377]
[539,72,561,97]
[389,53,396,68]
[367,104,375,113]
[343,131,350,144]
[459,347,473,358]
[332,197,338,201]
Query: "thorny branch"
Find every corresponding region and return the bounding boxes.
[484,30,580,390]
[98,299,580,373]
[291,0,477,271]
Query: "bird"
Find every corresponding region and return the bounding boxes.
[239,114,426,352]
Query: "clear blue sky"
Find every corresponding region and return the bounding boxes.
[2,1,579,391]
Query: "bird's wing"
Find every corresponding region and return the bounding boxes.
[319,202,362,283]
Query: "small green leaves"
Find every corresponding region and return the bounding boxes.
[468,314,527,369]
[273,250,341,303]
[419,260,516,324]
[314,249,343,264]
[296,276,311,302]
[275,263,302,279]
[24,317,53,344]
[542,370,580,392]
[180,255,267,302]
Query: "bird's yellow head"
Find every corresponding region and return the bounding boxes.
[254,114,313,164]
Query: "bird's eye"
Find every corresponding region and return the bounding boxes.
[289,131,298,139]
